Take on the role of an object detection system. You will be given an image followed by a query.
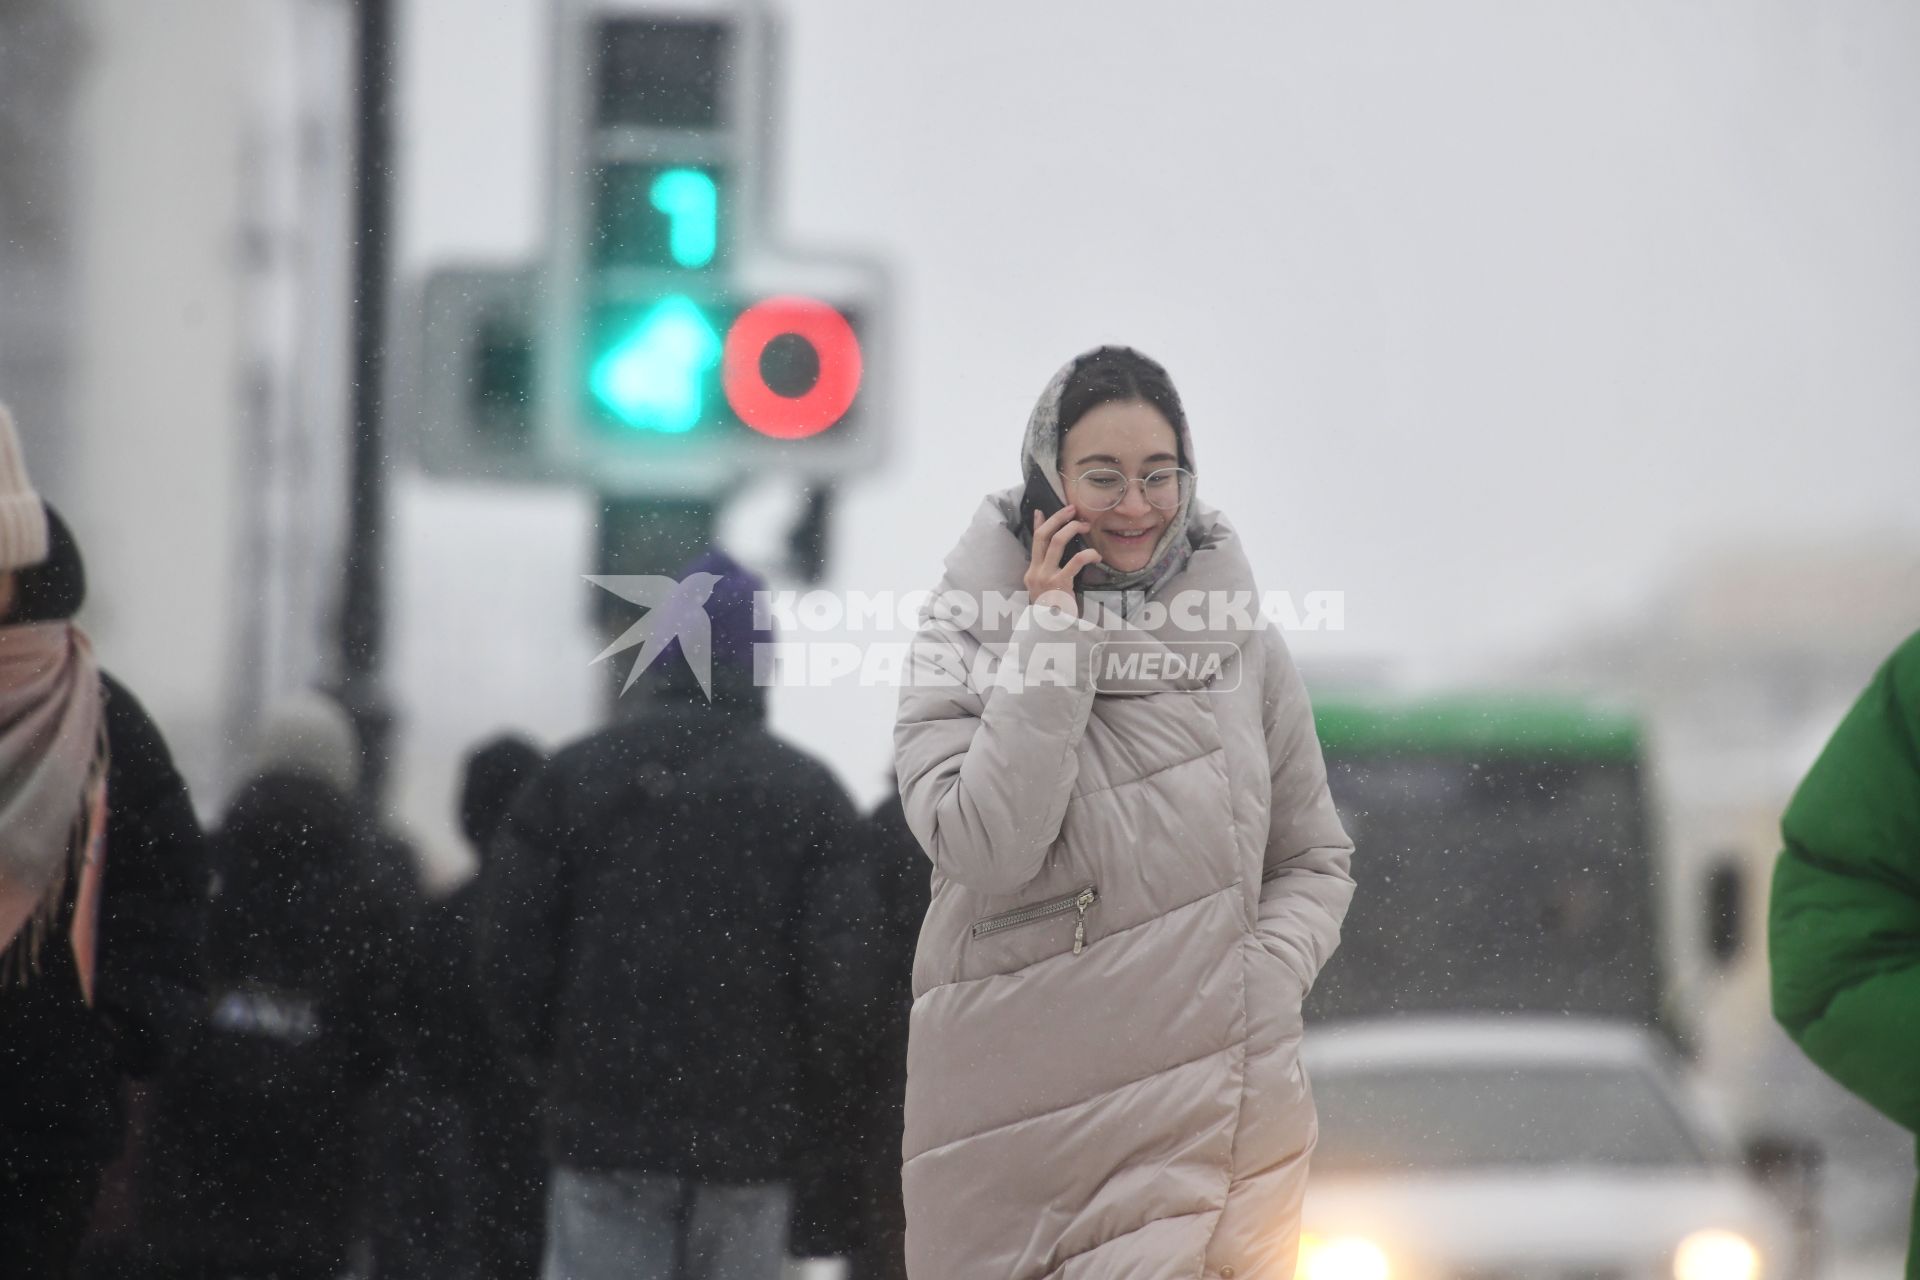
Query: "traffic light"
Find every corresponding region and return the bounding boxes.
[589,295,722,434]
[402,4,888,496]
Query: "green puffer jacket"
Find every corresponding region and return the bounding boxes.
[1770,628,1920,1279]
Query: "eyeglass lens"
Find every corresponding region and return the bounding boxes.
[1070,468,1191,511]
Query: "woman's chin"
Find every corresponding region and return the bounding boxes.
[1097,544,1154,574]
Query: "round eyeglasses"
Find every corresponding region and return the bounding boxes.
[1062,467,1193,512]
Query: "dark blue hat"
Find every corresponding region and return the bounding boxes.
[677,547,772,673]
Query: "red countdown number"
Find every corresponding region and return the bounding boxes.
[722,296,862,440]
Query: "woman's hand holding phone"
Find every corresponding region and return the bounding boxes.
[1025,506,1102,619]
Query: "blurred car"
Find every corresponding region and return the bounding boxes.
[1297,1017,1791,1280]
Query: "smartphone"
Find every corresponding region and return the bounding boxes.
[1019,465,1095,564]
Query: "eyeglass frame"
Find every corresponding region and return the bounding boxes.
[1057,466,1194,512]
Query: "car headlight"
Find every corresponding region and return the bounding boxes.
[1297,1232,1391,1280]
[1673,1229,1761,1280]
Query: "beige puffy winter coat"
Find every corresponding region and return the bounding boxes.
[893,489,1355,1280]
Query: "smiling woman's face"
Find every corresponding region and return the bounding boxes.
[1057,399,1181,574]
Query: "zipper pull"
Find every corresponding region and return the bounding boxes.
[1072,888,1096,955]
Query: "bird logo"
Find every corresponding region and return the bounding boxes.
[586,571,725,698]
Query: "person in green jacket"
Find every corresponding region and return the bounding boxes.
[1770,627,1920,1278]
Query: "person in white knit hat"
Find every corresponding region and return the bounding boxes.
[0,402,50,582]
[247,689,364,798]
[0,401,209,1279]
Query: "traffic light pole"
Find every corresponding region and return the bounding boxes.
[787,483,835,583]
[338,0,396,799]
[594,494,717,717]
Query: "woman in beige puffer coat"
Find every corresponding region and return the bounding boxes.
[893,347,1355,1280]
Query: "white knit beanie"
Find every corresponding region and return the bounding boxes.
[251,691,363,797]
[0,403,50,574]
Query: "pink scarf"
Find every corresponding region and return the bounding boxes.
[0,620,110,1002]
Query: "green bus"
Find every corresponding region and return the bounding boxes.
[1303,693,1670,1036]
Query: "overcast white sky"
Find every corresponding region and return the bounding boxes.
[390,0,1920,844]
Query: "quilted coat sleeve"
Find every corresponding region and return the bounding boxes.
[1770,628,1920,1134]
[894,599,1105,897]
[1254,626,1356,992]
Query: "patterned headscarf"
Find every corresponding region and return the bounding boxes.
[1015,348,1198,603]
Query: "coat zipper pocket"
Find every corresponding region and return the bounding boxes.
[972,885,1100,956]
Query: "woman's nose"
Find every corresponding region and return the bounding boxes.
[1114,483,1154,518]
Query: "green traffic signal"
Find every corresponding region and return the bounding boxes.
[650,168,718,269]
[592,163,724,271]
[588,296,722,433]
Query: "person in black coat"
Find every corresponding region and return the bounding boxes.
[476,548,883,1280]
[136,700,402,1280]
[840,787,928,1280]
[354,817,466,1280]
[409,733,549,1280]
[0,478,208,1278]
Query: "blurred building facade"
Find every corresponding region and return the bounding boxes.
[0,0,356,812]
[0,2,84,493]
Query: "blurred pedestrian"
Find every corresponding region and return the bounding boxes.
[0,403,209,1279]
[410,732,548,1280]
[1770,627,1920,1280]
[477,548,881,1280]
[893,347,1356,1278]
[136,692,403,1280]
[820,784,925,1280]
[351,801,457,1280]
